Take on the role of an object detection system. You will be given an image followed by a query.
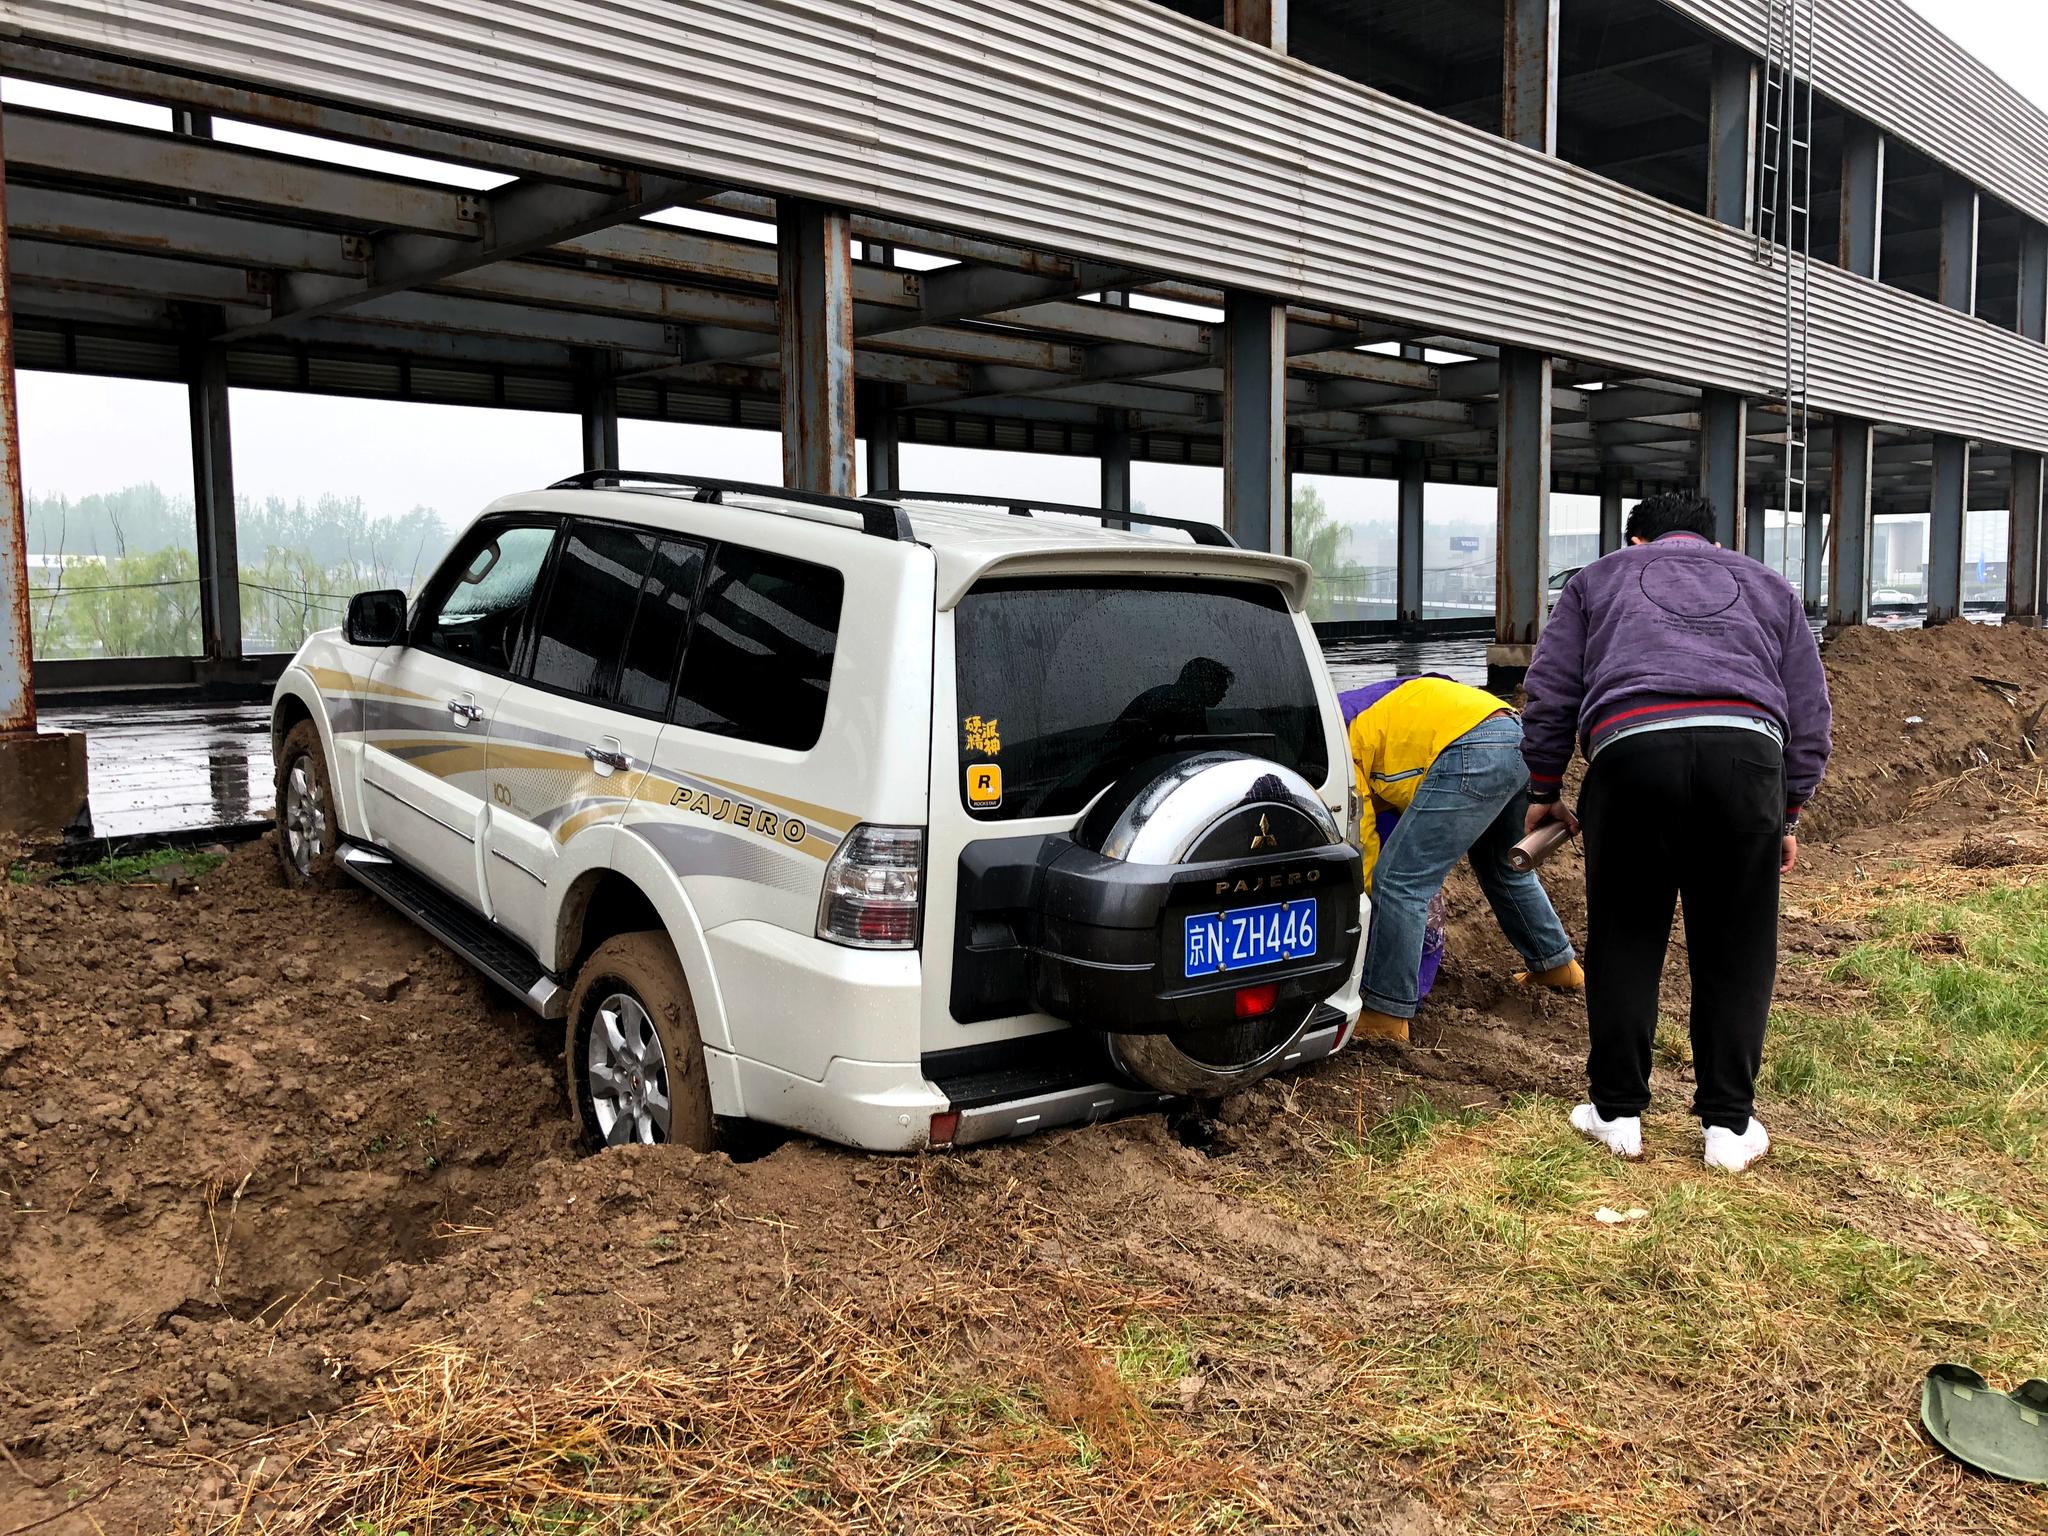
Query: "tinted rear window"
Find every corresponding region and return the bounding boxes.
[953,578,1327,819]
[670,543,843,751]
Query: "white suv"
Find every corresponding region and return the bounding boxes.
[271,474,1366,1152]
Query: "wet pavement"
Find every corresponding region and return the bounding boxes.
[41,701,272,842]
[37,634,1501,841]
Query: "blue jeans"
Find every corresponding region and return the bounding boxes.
[1361,713,1576,1019]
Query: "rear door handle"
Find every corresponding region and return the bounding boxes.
[585,744,631,775]
[447,698,485,726]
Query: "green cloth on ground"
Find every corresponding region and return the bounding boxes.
[1920,1364,2048,1484]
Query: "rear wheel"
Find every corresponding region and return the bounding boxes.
[274,719,338,888]
[566,932,715,1152]
[1078,752,1353,1097]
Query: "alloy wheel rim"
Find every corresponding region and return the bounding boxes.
[586,991,671,1146]
[284,757,327,875]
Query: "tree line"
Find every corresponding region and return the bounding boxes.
[25,484,448,660]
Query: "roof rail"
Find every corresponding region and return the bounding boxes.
[885,490,1238,549]
[549,469,914,541]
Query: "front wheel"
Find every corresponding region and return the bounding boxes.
[274,718,338,888]
[566,932,716,1152]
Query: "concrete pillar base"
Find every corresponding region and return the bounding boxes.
[0,729,89,841]
[1486,642,1534,695]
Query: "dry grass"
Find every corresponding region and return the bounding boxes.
[179,857,2048,1536]
[192,1278,1278,1536]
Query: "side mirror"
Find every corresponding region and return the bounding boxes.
[344,589,408,647]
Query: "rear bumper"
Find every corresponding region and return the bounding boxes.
[947,1004,1351,1147]
[732,1003,1353,1152]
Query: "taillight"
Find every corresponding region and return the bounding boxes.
[1344,780,1363,850]
[1234,983,1279,1019]
[817,824,924,949]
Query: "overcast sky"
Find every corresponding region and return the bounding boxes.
[12,0,2041,555]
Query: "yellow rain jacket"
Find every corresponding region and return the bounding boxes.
[1345,676,1510,887]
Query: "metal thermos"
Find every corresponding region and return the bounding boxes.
[1507,820,1573,872]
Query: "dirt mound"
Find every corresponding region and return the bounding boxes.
[1805,621,2048,839]
[0,842,572,1521]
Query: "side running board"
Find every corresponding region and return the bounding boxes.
[338,842,567,1019]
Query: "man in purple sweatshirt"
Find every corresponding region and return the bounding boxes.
[1521,490,1832,1172]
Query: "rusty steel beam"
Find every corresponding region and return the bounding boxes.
[0,42,626,189]
[8,186,366,275]
[4,110,484,237]
[1504,0,1561,154]
[0,107,30,735]
[779,201,855,496]
[225,172,713,340]
[1224,0,1287,53]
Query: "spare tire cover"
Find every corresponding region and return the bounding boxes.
[1079,752,1341,1097]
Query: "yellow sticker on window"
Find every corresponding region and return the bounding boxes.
[963,714,1001,756]
[966,763,1003,808]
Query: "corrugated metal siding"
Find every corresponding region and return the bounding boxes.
[1666,0,2048,230]
[4,0,2047,449]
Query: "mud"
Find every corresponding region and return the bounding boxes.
[1,623,2041,1533]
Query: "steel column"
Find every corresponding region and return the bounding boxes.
[777,200,856,496]
[1223,291,1286,553]
[1099,408,1131,530]
[1396,441,1425,626]
[1224,0,1286,51]
[184,312,241,663]
[1503,0,1560,152]
[1826,419,1873,630]
[0,104,29,735]
[1939,173,1980,319]
[1701,390,1748,550]
[2022,223,2048,346]
[862,382,900,495]
[1598,464,1624,555]
[2008,451,2043,627]
[1801,493,1826,612]
[1839,123,1884,280]
[576,350,618,473]
[2010,226,2046,625]
[1926,433,1968,625]
[1707,46,1757,231]
[1491,347,1551,686]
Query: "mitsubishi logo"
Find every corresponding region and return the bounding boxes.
[1250,813,1277,852]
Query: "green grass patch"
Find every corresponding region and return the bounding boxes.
[12,845,225,887]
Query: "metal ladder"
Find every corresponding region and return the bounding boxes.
[1755,0,1817,576]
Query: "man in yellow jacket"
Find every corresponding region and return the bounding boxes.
[1340,675,1581,1041]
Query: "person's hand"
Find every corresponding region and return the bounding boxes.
[1780,834,1798,874]
[1525,800,1580,838]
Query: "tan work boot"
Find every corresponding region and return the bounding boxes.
[1516,959,1585,991]
[1352,1007,1410,1044]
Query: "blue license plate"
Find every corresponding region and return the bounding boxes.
[1183,898,1318,979]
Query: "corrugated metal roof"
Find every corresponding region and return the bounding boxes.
[4,0,2045,450]
[1664,0,2048,231]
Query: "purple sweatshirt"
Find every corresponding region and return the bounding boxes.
[1520,532,1832,816]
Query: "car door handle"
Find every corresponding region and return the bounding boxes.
[585,746,632,774]
[447,699,484,725]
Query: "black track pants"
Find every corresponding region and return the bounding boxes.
[1579,727,1785,1132]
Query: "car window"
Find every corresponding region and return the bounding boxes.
[670,543,843,751]
[528,523,661,701]
[617,537,706,715]
[953,577,1328,819]
[417,522,556,673]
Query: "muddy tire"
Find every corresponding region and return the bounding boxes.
[274,718,339,888]
[566,932,715,1152]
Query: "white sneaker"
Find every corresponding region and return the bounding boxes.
[1703,1118,1770,1173]
[1570,1103,1642,1159]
